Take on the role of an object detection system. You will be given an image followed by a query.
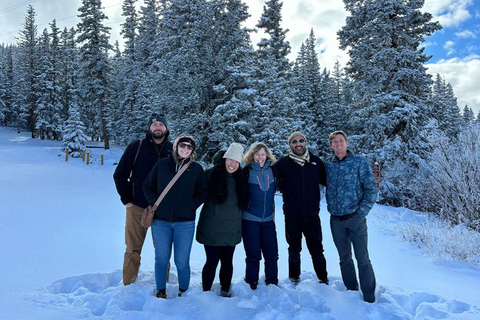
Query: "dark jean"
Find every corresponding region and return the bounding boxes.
[242,219,279,285]
[330,214,376,302]
[285,215,328,281]
[202,245,236,292]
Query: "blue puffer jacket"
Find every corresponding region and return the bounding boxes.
[242,160,276,222]
[324,151,377,217]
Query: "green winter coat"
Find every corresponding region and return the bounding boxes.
[196,170,243,246]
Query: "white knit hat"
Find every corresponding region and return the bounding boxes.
[223,143,244,163]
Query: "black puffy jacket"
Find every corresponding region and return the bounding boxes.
[143,156,208,222]
[113,131,173,208]
[273,152,326,217]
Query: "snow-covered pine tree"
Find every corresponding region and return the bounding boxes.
[462,105,475,126]
[319,60,349,151]
[292,29,322,150]
[338,0,442,164]
[293,43,310,102]
[137,0,161,71]
[16,5,39,138]
[34,28,54,140]
[315,67,342,155]
[128,0,161,142]
[34,22,64,141]
[442,82,462,136]
[115,0,144,144]
[154,0,221,141]
[76,0,113,149]
[58,28,83,135]
[47,20,64,140]
[0,57,6,123]
[430,74,462,138]
[0,46,15,126]
[207,0,258,158]
[62,104,88,157]
[253,0,297,157]
[109,41,124,142]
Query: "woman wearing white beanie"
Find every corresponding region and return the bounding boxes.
[196,143,247,297]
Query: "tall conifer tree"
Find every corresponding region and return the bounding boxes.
[16,5,38,137]
[77,0,113,149]
[253,0,296,155]
[338,0,441,164]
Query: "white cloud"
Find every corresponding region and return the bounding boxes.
[443,40,456,56]
[455,30,476,38]
[244,0,348,69]
[423,0,473,27]
[426,55,480,114]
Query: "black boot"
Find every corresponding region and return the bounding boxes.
[178,288,187,297]
[156,289,166,299]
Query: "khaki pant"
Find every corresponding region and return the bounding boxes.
[123,205,148,285]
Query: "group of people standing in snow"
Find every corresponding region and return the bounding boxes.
[113,112,378,303]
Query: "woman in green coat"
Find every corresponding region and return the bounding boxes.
[196,143,247,297]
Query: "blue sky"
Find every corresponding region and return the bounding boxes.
[1,0,479,114]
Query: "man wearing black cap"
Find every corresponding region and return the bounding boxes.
[273,131,329,285]
[114,113,173,285]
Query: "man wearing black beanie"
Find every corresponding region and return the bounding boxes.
[114,113,173,285]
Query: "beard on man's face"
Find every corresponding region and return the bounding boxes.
[291,145,306,156]
[150,129,166,140]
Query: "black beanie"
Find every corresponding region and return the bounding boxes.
[148,113,168,130]
[177,136,196,150]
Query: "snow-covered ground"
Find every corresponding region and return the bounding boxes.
[1,127,479,320]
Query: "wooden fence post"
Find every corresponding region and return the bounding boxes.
[101,154,104,165]
[65,148,69,162]
[82,150,86,162]
[86,151,90,165]
[371,163,380,188]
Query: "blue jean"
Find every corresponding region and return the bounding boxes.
[242,219,279,285]
[152,219,195,291]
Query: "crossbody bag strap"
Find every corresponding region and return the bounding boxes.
[154,161,192,207]
[133,138,144,167]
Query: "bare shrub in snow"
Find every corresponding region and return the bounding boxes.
[376,209,480,267]
[397,219,480,266]
[414,124,480,230]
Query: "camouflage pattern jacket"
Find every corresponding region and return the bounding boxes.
[324,151,378,217]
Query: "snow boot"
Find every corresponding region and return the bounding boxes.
[178,288,187,297]
[156,289,166,299]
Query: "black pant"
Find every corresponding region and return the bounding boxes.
[202,245,236,292]
[285,215,328,280]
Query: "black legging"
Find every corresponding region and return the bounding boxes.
[202,245,236,292]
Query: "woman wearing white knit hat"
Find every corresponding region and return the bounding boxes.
[196,143,247,297]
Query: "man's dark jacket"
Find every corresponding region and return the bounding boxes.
[143,156,208,222]
[273,152,327,217]
[113,131,173,208]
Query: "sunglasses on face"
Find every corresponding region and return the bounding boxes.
[178,142,194,150]
[290,139,305,144]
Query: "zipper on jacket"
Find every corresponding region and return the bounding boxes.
[302,167,306,215]
[262,168,267,221]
